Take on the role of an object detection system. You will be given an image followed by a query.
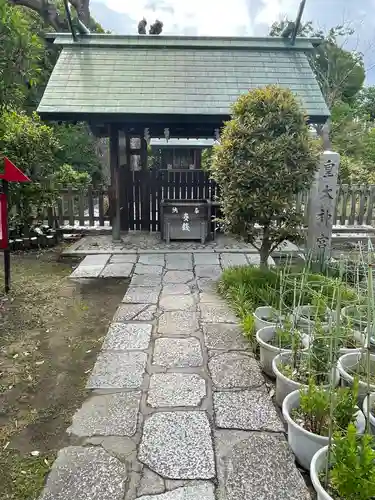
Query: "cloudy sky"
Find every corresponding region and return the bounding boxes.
[90,0,375,82]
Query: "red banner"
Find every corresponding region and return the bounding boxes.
[0,193,8,250]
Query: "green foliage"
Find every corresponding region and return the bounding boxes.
[210,85,319,266]
[329,424,375,499]
[55,163,91,187]
[271,323,297,349]
[0,110,59,225]
[298,379,358,436]
[299,379,330,434]
[355,86,375,121]
[241,314,256,344]
[201,148,213,172]
[0,0,43,109]
[309,332,334,384]
[270,20,365,108]
[53,124,102,183]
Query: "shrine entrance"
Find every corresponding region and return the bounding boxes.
[38,33,329,241]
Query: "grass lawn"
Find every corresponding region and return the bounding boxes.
[0,248,127,500]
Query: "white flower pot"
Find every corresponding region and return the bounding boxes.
[310,447,332,500]
[256,326,308,378]
[338,352,375,405]
[294,305,333,333]
[272,352,340,407]
[362,393,375,434]
[253,306,278,331]
[283,389,366,470]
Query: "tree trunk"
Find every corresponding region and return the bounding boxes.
[259,245,269,268]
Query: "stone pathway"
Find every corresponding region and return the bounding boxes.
[39,252,311,500]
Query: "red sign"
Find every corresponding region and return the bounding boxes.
[0,193,7,250]
[1,157,31,183]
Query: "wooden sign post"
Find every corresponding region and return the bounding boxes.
[0,158,31,293]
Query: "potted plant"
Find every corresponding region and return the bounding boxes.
[310,425,375,500]
[256,322,308,377]
[338,352,375,404]
[312,322,365,355]
[272,334,340,406]
[253,306,279,331]
[362,392,375,434]
[294,294,333,331]
[341,304,368,331]
[282,379,365,470]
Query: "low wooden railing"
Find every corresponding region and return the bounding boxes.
[43,183,375,230]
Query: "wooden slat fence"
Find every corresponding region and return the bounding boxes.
[44,178,375,231]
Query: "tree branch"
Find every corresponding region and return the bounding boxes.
[8,0,91,30]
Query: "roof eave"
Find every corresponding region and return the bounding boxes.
[43,33,322,51]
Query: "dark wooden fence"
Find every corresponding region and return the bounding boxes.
[121,169,220,232]
[44,176,375,230]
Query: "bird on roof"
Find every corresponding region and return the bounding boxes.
[138,18,147,34]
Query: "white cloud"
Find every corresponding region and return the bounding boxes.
[252,0,299,25]
[105,0,252,35]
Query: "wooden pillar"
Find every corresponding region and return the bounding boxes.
[140,137,150,230]
[109,124,121,241]
[307,151,340,262]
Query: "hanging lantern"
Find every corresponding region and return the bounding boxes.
[164,127,170,142]
[144,128,151,145]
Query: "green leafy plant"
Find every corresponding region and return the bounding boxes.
[210,85,319,267]
[241,314,255,344]
[295,379,358,436]
[328,424,375,499]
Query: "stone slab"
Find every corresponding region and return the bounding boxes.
[147,373,207,407]
[199,292,225,305]
[158,311,199,335]
[203,323,248,351]
[199,304,237,323]
[195,265,222,279]
[161,283,191,296]
[220,253,248,268]
[39,446,127,500]
[196,279,217,293]
[137,482,216,500]
[208,352,264,389]
[113,304,157,322]
[159,294,195,311]
[135,263,164,275]
[68,392,141,437]
[193,253,220,266]
[165,253,193,270]
[163,271,195,283]
[100,263,134,278]
[102,323,152,351]
[86,352,147,389]
[153,338,203,368]
[80,254,111,266]
[70,265,104,278]
[138,412,215,479]
[137,467,165,497]
[122,286,161,304]
[110,254,138,264]
[215,431,311,500]
[213,389,284,432]
[138,254,166,266]
[131,274,163,287]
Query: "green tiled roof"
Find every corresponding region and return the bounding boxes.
[38,35,329,120]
